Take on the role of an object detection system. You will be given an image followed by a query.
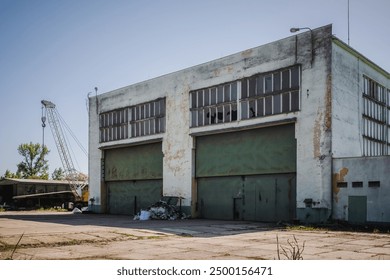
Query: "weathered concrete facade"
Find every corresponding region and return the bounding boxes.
[88,24,389,223]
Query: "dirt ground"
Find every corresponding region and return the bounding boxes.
[1,211,389,260]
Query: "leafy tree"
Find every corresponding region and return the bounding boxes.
[51,167,65,180]
[1,169,21,179]
[16,142,49,179]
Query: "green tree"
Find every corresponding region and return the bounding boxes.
[51,167,65,180]
[16,142,49,179]
[1,169,21,179]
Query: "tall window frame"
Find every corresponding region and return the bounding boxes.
[190,65,301,128]
[99,98,166,143]
[362,76,389,156]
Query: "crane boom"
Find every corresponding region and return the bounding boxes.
[41,100,85,200]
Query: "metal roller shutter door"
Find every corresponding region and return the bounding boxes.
[104,142,163,215]
[196,124,296,221]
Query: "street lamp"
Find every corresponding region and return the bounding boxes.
[290,27,314,66]
[290,27,312,33]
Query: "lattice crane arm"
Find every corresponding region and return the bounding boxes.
[41,99,83,200]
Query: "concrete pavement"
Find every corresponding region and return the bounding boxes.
[0,211,389,260]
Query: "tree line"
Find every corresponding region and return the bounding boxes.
[1,142,86,181]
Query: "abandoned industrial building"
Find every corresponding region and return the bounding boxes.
[88,24,390,224]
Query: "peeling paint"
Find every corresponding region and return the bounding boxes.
[332,167,348,203]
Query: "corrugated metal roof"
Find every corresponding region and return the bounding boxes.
[0,178,87,186]
[12,190,74,199]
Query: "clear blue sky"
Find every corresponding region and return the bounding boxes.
[0,0,389,177]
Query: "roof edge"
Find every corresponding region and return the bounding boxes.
[332,36,390,79]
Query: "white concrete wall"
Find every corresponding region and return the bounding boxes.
[333,156,390,223]
[332,41,390,158]
[89,25,335,221]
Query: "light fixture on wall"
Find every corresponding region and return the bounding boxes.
[290,27,314,66]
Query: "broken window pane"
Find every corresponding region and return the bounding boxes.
[208,107,217,124]
[248,100,256,118]
[216,106,224,123]
[230,104,237,121]
[241,101,248,119]
[224,104,231,122]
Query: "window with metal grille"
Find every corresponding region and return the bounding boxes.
[190,65,300,127]
[362,76,389,156]
[240,65,300,119]
[99,108,128,142]
[99,98,165,143]
[190,81,238,127]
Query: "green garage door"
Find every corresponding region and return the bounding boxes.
[105,142,163,215]
[196,124,296,221]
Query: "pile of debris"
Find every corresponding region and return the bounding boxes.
[134,200,188,220]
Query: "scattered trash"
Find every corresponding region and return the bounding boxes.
[72,207,82,214]
[133,200,189,220]
[139,210,151,220]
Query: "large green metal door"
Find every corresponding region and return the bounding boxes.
[197,176,243,220]
[244,174,296,222]
[105,142,163,181]
[196,124,296,177]
[104,142,163,215]
[196,124,296,221]
[107,180,162,215]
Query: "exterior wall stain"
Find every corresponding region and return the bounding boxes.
[313,109,323,158]
[332,167,349,203]
[325,74,332,131]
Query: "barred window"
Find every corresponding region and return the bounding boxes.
[240,65,300,119]
[190,65,300,128]
[99,98,165,143]
[129,98,166,138]
[362,76,389,156]
[99,108,128,142]
[190,81,238,127]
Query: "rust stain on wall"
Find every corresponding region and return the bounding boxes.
[332,167,349,203]
[324,74,332,131]
[313,110,323,158]
[241,49,253,58]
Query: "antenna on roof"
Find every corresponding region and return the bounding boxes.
[348,0,350,45]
